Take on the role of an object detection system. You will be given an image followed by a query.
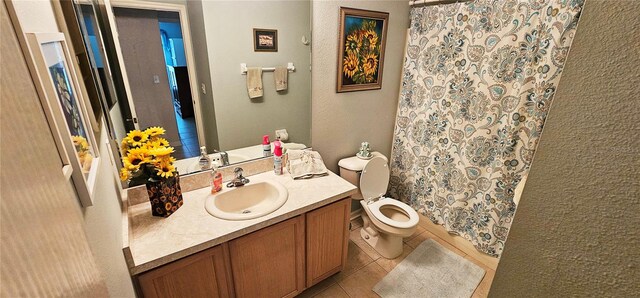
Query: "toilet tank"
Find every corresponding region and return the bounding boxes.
[338,152,387,201]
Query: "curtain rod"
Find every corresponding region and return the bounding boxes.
[409,0,473,7]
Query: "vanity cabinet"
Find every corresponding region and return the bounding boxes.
[229,215,305,298]
[136,198,350,298]
[137,244,234,298]
[305,198,350,287]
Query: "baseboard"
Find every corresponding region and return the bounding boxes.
[418,214,500,270]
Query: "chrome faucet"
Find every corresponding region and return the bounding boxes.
[220,151,229,166]
[212,149,230,166]
[227,167,249,188]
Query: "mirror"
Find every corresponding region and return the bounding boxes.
[71,0,311,186]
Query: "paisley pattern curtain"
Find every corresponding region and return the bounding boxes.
[388,0,584,257]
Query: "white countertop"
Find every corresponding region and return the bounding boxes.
[126,169,357,275]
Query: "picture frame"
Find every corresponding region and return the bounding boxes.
[253,28,278,52]
[24,32,100,207]
[336,7,389,93]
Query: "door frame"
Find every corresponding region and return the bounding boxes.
[105,0,206,148]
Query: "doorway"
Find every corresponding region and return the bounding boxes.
[110,2,204,160]
[158,13,199,158]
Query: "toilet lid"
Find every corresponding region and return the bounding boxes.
[360,156,390,200]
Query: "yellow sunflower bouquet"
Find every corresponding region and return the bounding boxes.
[119,126,177,185]
[342,20,381,84]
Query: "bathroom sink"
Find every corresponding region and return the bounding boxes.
[204,180,288,220]
[226,152,251,164]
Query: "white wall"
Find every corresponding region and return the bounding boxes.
[81,124,136,298]
[8,0,58,32]
[109,102,127,141]
[311,0,409,174]
[202,0,312,151]
[186,0,220,151]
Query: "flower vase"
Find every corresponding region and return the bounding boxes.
[146,174,183,217]
[128,172,149,188]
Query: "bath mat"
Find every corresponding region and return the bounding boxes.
[373,239,485,298]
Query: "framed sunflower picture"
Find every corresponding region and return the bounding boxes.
[337,7,389,92]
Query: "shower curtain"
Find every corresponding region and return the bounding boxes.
[389,0,584,257]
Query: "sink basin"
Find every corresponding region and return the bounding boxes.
[205,180,288,220]
[226,152,252,164]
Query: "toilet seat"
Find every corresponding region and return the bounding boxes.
[368,198,419,229]
[359,156,419,230]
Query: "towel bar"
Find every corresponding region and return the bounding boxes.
[241,62,295,74]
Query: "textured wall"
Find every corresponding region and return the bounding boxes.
[490,0,640,296]
[6,1,136,296]
[202,1,311,151]
[311,0,409,174]
[1,3,108,295]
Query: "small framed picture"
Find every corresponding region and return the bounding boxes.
[253,28,278,52]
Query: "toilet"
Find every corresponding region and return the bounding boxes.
[339,152,419,259]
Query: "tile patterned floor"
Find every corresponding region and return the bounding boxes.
[173,109,198,160]
[297,215,496,298]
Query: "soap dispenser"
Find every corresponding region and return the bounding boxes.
[210,161,223,194]
[198,146,211,170]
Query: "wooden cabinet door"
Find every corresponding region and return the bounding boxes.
[138,244,234,298]
[229,216,305,298]
[305,198,350,287]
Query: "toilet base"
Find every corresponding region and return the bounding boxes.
[360,213,403,259]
